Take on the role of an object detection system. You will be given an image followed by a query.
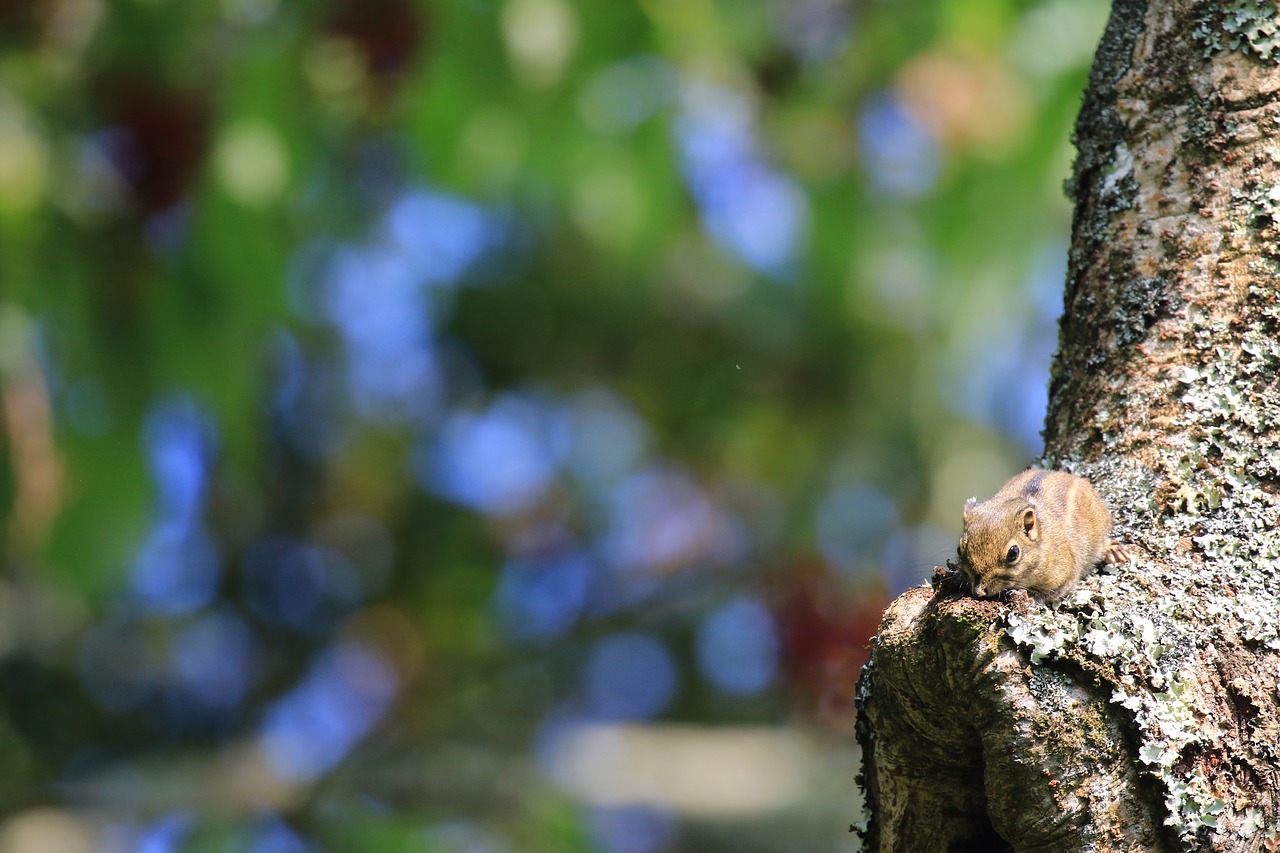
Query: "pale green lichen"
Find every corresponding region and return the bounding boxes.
[1164,769,1226,833]
[1231,182,1280,234]
[1005,611,1077,664]
[1195,0,1280,61]
[1237,807,1264,838]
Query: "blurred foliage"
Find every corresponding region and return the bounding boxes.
[0,0,1107,850]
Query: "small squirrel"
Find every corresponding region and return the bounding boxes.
[956,469,1129,605]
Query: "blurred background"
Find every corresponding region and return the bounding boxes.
[0,0,1107,850]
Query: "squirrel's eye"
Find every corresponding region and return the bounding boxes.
[1005,544,1020,564]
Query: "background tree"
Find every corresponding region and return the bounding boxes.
[857,0,1280,849]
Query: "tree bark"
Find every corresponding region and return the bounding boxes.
[856,1,1280,850]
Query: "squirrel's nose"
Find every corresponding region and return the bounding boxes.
[972,583,986,597]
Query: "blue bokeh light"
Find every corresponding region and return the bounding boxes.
[170,608,258,710]
[133,395,223,613]
[882,523,958,594]
[695,596,778,695]
[134,812,192,853]
[423,394,565,516]
[990,241,1066,453]
[778,0,855,63]
[564,388,649,486]
[602,468,728,574]
[676,80,809,276]
[814,483,900,577]
[241,537,363,634]
[143,394,216,523]
[492,551,594,642]
[995,346,1052,455]
[260,642,398,782]
[144,203,192,257]
[77,128,133,217]
[1028,241,1069,323]
[323,243,442,423]
[270,328,308,416]
[311,188,498,425]
[131,520,221,615]
[941,339,1051,455]
[267,329,345,459]
[583,632,678,720]
[857,92,940,198]
[381,190,494,286]
[938,242,1062,455]
[587,805,676,853]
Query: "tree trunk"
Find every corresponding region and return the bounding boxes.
[855,1,1280,850]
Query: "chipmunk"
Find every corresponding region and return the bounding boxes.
[956,469,1129,605]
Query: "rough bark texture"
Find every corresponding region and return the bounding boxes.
[855,1,1280,850]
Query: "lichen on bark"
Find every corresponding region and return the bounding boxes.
[856,0,1280,849]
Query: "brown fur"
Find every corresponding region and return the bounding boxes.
[957,470,1127,605]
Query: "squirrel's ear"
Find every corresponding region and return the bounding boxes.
[1022,507,1038,540]
[963,497,977,519]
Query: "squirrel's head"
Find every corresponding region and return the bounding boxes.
[957,496,1041,597]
